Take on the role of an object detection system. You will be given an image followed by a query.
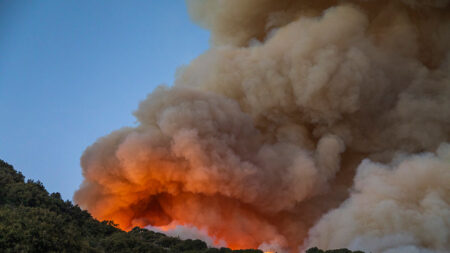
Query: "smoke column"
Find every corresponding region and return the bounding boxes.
[74,1,450,252]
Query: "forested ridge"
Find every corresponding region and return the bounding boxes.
[0,159,361,253]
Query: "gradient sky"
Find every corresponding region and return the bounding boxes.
[0,0,210,200]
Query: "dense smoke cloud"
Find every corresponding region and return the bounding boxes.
[74,1,450,252]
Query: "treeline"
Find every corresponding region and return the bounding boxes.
[0,159,361,253]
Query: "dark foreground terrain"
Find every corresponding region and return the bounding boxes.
[0,159,362,253]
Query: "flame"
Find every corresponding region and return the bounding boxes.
[158,223,178,232]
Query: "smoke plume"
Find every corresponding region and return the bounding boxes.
[74,1,450,252]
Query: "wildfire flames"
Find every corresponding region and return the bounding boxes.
[74,1,450,252]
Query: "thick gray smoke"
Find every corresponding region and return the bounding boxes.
[74,1,450,252]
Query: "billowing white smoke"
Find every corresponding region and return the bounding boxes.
[147,222,227,247]
[74,1,450,252]
[305,143,450,253]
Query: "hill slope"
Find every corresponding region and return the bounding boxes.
[0,159,361,253]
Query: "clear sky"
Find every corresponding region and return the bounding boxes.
[0,0,210,200]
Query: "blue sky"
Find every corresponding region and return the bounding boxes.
[0,0,210,200]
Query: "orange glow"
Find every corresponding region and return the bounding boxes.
[81,190,289,250]
[158,224,177,232]
[73,147,355,253]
